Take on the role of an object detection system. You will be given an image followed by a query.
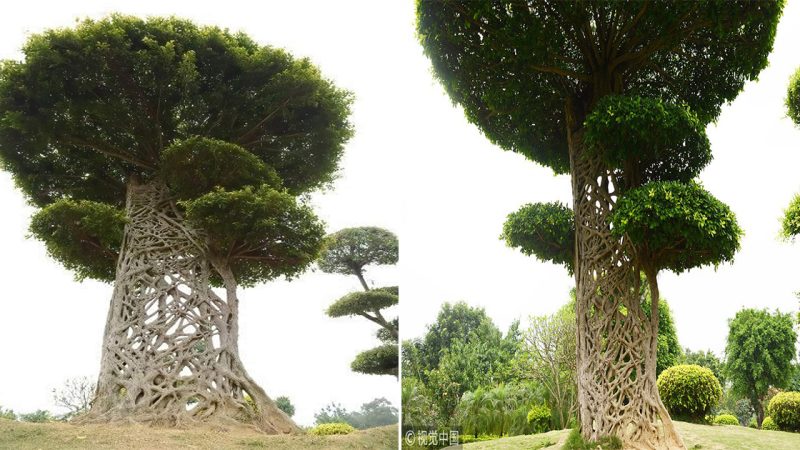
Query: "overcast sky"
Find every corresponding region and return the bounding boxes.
[0,0,404,427]
[401,0,800,357]
[1,0,800,430]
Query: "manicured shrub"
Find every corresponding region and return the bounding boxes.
[712,414,739,426]
[527,404,551,433]
[657,364,722,423]
[308,422,356,436]
[761,416,779,431]
[767,391,800,432]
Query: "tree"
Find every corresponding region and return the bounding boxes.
[319,227,399,377]
[682,349,726,387]
[350,397,399,429]
[417,302,499,375]
[313,398,398,429]
[426,326,518,423]
[515,305,577,429]
[19,410,52,423]
[0,16,352,432]
[52,377,96,420]
[275,396,295,418]
[318,227,399,290]
[725,308,797,427]
[417,2,781,447]
[402,377,437,429]
[0,406,15,421]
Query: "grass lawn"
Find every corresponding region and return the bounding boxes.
[0,419,398,449]
[451,421,800,449]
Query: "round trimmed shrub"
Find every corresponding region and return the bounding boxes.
[767,391,800,432]
[657,364,723,423]
[712,414,739,426]
[527,404,551,433]
[762,416,779,431]
[309,422,355,436]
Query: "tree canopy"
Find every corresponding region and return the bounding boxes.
[417,1,781,174]
[0,16,352,287]
[502,202,574,273]
[318,227,399,284]
[0,15,352,205]
[783,67,800,239]
[611,181,741,274]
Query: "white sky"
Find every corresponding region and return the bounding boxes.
[1,0,800,430]
[0,0,404,427]
[401,0,800,355]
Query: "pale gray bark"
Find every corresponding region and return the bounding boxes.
[77,179,296,433]
[567,105,685,449]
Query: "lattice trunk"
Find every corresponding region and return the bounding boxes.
[80,179,297,433]
[568,129,685,449]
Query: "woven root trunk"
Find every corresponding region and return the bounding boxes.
[77,180,297,434]
[569,127,685,450]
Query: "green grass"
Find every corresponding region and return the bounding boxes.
[0,419,398,449]
[450,421,800,449]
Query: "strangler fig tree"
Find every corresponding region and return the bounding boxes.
[0,15,352,433]
[417,1,781,447]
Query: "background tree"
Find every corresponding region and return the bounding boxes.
[426,323,519,423]
[274,396,295,418]
[681,349,726,387]
[417,2,781,447]
[0,407,15,421]
[514,305,577,429]
[52,377,96,420]
[725,308,797,427]
[319,227,399,376]
[402,302,520,426]
[415,302,499,375]
[0,16,352,432]
[313,398,398,429]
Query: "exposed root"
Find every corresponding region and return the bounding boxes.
[80,180,297,434]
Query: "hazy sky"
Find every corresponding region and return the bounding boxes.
[0,0,404,427]
[402,0,800,356]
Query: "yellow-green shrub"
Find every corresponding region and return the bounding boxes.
[309,422,355,435]
[712,414,739,426]
[761,416,779,431]
[657,364,722,423]
[767,391,800,432]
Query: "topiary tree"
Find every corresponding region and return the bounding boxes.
[657,365,723,424]
[0,16,352,432]
[725,308,797,427]
[417,2,781,447]
[318,227,398,290]
[767,391,800,432]
[319,227,398,377]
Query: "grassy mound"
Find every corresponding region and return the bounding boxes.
[0,419,397,449]
[449,421,800,449]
